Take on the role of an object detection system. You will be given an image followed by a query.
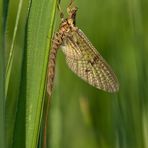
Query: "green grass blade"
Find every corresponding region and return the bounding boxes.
[5,0,24,95]
[5,0,30,147]
[25,0,57,147]
[0,0,5,147]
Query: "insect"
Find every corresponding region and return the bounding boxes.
[47,0,119,95]
[43,0,119,147]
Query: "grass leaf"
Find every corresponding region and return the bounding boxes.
[25,0,57,147]
[5,0,31,147]
[0,0,5,147]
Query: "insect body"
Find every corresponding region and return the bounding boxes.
[44,1,119,147]
[47,3,119,95]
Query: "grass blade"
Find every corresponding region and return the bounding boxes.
[25,0,57,147]
[0,0,5,147]
[5,0,30,147]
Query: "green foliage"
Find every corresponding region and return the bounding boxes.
[0,0,5,147]
[4,0,57,147]
[3,0,148,148]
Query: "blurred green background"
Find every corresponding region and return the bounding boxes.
[2,0,148,148]
[49,0,148,148]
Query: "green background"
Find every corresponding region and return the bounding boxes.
[2,0,148,147]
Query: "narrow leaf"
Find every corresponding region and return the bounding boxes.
[25,0,57,147]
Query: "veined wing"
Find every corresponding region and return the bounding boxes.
[61,29,119,92]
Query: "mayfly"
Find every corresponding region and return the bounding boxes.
[44,0,119,147]
[47,2,119,95]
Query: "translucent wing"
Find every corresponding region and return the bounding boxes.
[61,29,119,92]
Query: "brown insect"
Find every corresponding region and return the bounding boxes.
[43,0,119,147]
[47,1,119,95]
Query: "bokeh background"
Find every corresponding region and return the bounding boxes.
[49,0,148,148]
[2,0,148,148]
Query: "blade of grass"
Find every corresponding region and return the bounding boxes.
[25,0,57,147]
[11,1,31,148]
[5,0,30,147]
[5,0,23,95]
[0,0,5,147]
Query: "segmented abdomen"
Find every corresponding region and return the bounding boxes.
[47,32,63,96]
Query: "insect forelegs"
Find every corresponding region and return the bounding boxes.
[57,0,64,21]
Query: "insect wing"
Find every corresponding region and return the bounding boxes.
[61,29,119,92]
[61,35,83,59]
